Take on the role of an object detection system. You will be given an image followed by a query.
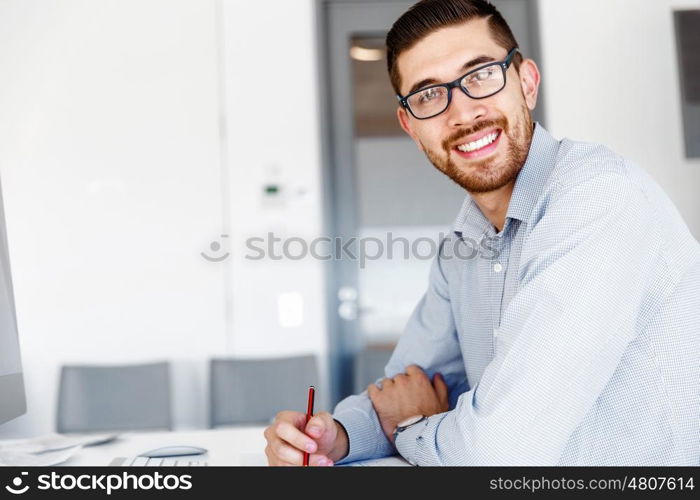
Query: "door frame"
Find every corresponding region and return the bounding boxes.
[314,0,545,406]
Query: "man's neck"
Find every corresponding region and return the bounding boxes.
[469,180,515,233]
[468,123,536,233]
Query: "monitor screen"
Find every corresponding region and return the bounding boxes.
[0,175,25,425]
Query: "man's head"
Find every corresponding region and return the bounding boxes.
[386,0,541,194]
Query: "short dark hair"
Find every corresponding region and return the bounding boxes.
[386,0,523,94]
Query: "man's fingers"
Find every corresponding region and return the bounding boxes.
[277,420,317,453]
[271,439,304,465]
[367,382,379,399]
[264,410,335,466]
[433,372,449,407]
[309,454,334,467]
[305,414,329,439]
[405,364,425,377]
[265,444,334,467]
[369,377,393,393]
[275,410,307,429]
[265,443,293,467]
[264,410,313,466]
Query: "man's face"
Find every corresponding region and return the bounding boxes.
[396,18,540,194]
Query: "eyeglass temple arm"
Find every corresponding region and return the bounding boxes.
[505,47,519,66]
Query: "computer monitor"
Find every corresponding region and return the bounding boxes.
[0,174,25,425]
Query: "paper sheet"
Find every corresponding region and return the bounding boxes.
[0,445,82,466]
[238,453,268,466]
[0,432,118,454]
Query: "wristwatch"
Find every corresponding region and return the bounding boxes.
[393,414,427,442]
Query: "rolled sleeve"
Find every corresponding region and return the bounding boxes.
[333,399,394,464]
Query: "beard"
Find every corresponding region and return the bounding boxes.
[423,104,534,194]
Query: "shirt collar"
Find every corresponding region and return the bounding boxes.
[452,122,560,239]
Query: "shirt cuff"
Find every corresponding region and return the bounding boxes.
[333,407,391,464]
[394,417,430,465]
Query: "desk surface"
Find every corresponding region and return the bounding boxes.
[63,427,268,466]
[2,427,409,466]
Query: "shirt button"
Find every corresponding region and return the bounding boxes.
[493,263,503,273]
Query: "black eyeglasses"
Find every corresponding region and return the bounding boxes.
[397,48,519,120]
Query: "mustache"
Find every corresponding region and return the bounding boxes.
[442,117,509,151]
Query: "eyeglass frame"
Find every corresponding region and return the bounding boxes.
[396,47,519,120]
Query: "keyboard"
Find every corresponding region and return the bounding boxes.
[109,456,207,466]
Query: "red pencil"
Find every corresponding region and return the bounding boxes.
[303,385,315,466]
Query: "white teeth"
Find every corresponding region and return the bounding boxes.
[457,132,499,152]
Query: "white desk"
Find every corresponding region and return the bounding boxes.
[62,427,268,466]
[2,427,409,466]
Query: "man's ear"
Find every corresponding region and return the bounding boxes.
[397,107,424,152]
[518,58,540,111]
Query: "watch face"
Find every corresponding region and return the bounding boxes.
[398,415,425,428]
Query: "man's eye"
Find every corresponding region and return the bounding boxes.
[469,67,496,83]
[418,88,443,103]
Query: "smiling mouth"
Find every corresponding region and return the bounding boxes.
[455,129,501,153]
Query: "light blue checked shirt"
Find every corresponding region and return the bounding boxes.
[333,123,700,466]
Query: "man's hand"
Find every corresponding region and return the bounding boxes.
[367,365,448,443]
[263,410,349,466]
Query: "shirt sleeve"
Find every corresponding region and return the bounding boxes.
[395,171,662,465]
[333,238,467,464]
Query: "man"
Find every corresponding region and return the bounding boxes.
[264,0,700,466]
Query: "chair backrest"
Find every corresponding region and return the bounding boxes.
[353,346,393,394]
[56,362,172,433]
[209,355,319,427]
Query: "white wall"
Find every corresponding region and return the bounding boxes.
[1,0,696,439]
[0,0,328,438]
[538,0,700,238]
[0,0,226,436]
[222,0,328,405]
[223,0,326,359]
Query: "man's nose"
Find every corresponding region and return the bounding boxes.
[445,88,488,128]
